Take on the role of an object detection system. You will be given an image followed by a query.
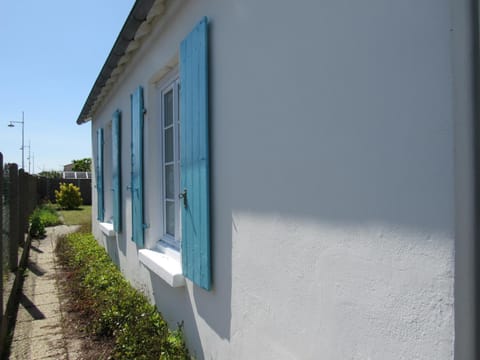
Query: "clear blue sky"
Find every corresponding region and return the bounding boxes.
[0,1,134,173]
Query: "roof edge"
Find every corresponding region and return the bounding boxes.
[76,0,157,125]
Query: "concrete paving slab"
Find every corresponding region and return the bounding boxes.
[37,355,68,360]
[11,317,63,341]
[8,225,82,359]
[14,301,59,323]
[25,346,67,360]
[20,295,60,309]
[19,302,61,321]
[28,284,58,297]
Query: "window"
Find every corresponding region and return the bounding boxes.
[103,122,113,223]
[96,128,104,221]
[96,117,118,240]
[139,17,211,290]
[139,75,183,287]
[160,78,181,249]
[112,110,122,232]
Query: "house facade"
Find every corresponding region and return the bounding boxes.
[77,0,478,358]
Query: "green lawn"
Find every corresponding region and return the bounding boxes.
[58,205,92,228]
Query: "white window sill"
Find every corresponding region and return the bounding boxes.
[138,249,185,288]
[99,222,115,237]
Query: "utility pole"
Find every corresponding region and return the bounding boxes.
[8,111,25,169]
[24,140,31,173]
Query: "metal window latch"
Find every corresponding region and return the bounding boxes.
[179,189,188,208]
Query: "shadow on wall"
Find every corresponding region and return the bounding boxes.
[147,190,233,357]
[117,221,127,259]
[226,101,454,236]
[147,101,234,354]
[105,235,120,268]
[148,21,234,355]
[109,5,452,354]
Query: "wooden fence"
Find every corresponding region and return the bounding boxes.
[37,177,91,205]
[0,153,92,352]
[0,154,41,353]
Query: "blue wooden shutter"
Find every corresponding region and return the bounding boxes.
[131,87,145,246]
[112,110,122,232]
[96,128,104,221]
[180,17,211,290]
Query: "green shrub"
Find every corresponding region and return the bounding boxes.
[29,204,61,238]
[29,213,46,238]
[55,182,83,210]
[56,232,189,359]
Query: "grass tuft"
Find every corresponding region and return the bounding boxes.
[34,203,62,226]
[58,205,92,229]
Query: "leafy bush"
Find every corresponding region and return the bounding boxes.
[29,204,61,238]
[56,232,189,359]
[29,213,46,238]
[55,182,83,210]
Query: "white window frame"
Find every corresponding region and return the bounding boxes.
[158,74,181,251]
[139,65,185,288]
[98,121,117,237]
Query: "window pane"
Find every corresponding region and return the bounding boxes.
[166,201,175,236]
[177,83,181,155]
[177,123,181,155]
[165,164,174,199]
[164,127,173,163]
[164,90,173,127]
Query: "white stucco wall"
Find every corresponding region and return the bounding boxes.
[90,0,455,358]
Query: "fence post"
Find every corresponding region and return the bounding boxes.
[33,175,38,211]
[28,175,35,215]
[0,153,3,320]
[25,174,31,216]
[18,169,26,245]
[8,164,18,272]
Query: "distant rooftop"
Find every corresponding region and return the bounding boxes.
[62,171,91,179]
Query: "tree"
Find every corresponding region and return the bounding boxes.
[38,170,62,179]
[72,158,92,172]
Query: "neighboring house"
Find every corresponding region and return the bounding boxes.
[63,163,74,172]
[76,1,478,359]
[63,163,91,180]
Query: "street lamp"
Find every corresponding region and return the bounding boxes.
[24,140,31,173]
[8,111,25,170]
